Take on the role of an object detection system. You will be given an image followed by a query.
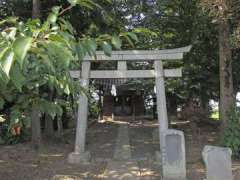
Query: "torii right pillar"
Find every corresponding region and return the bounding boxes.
[154,60,168,136]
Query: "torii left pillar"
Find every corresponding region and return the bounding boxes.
[68,61,91,164]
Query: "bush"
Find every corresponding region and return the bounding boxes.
[0,111,30,145]
[222,107,240,157]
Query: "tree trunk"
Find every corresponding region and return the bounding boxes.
[45,115,54,137]
[56,117,63,137]
[45,90,55,137]
[219,20,234,133]
[153,97,157,119]
[31,108,41,150]
[98,90,103,121]
[32,0,41,19]
[31,0,42,150]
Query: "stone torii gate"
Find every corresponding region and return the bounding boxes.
[68,46,191,164]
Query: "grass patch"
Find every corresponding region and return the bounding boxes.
[210,111,219,120]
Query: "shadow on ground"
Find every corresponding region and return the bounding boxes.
[0,119,240,180]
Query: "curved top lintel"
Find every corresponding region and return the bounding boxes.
[83,45,192,61]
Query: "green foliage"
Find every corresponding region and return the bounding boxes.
[101,41,112,56]
[0,0,140,143]
[222,108,240,157]
[111,35,122,50]
[0,48,14,79]
[13,37,33,67]
[88,92,100,119]
[0,13,78,112]
[210,111,220,120]
[68,0,105,9]
[0,109,30,145]
[108,0,220,108]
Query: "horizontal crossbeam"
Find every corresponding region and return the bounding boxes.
[70,69,182,79]
[84,46,191,61]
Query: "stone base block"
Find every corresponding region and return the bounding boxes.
[67,151,91,164]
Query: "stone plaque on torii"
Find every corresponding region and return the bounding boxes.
[68,46,192,165]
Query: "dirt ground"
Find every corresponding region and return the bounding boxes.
[0,118,240,180]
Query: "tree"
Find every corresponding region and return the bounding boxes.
[0,0,138,145]
[31,0,42,149]
[109,0,219,119]
[201,0,235,134]
[32,0,41,19]
[219,19,234,131]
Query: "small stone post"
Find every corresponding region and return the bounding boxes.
[161,129,187,180]
[202,146,233,180]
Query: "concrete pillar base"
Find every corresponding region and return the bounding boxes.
[67,151,91,164]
